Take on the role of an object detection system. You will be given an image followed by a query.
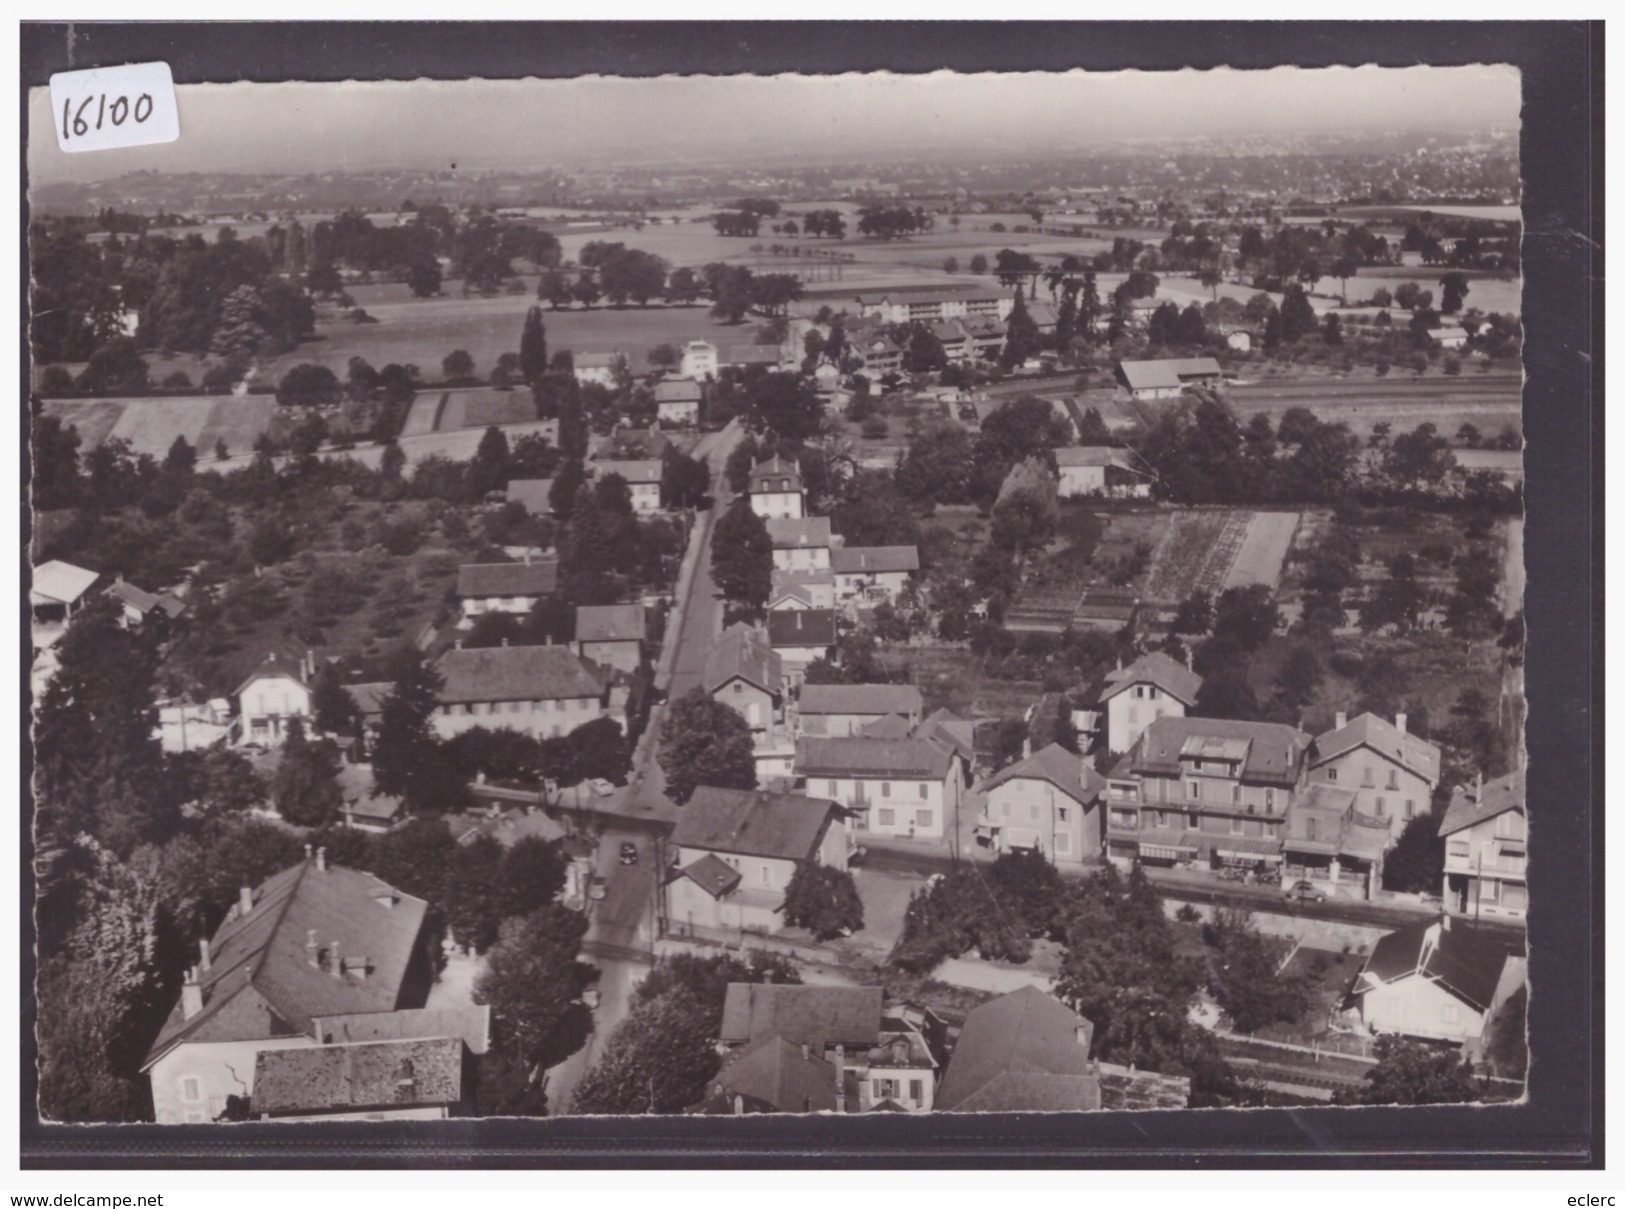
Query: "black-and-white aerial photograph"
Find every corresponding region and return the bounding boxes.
[28,47,1540,1135]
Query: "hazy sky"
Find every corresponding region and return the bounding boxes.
[29,64,1520,186]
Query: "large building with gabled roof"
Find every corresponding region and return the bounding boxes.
[976,742,1107,866]
[1307,711,1442,846]
[749,455,806,520]
[1352,915,1526,1050]
[431,643,607,740]
[142,850,436,1124]
[1438,768,1527,922]
[667,787,850,937]
[1093,650,1204,755]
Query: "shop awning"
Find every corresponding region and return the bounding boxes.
[1004,828,1042,851]
[1211,835,1284,858]
[1140,844,1198,861]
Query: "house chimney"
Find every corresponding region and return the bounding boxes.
[307,929,320,967]
[1395,712,1407,736]
[239,885,254,917]
[501,638,509,648]
[801,1043,810,1061]
[1076,1024,1090,1049]
[833,1045,846,1113]
[329,940,341,978]
[316,847,327,873]
[199,937,212,973]
[733,1094,745,1116]
[524,550,532,566]
[1185,647,1193,672]
[1022,736,1032,760]
[181,968,203,1020]
[305,843,313,861]
[1335,711,1347,730]
[454,638,464,650]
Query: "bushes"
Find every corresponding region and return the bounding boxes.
[889,852,1065,973]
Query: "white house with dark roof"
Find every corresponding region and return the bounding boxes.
[830,545,919,604]
[235,652,316,747]
[705,622,783,732]
[1053,446,1154,499]
[455,557,559,622]
[1438,768,1527,922]
[766,517,831,573]
[653,377,702,426]
[768,569,835,612]
[767,609,837,684]
[142,849,435,1124]
[574,603,647,675]
[1352,915,1526,1051]
[796,683,923,738]
[976,743,1107,866]
[667,787,850,937]
[573,351,625,389]
[1307,711,1442,846]
[105,575,187,629]
[680,340,719,381]
[1096,651,1203,756]
[431,644,607,740]
[751,456,807,521]
[855,287,1014,326]
[795,735,965,841]
[591,459,664,513]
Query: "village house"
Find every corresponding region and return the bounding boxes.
[455,556,559,622]
[1053,446,1155,499]
[976,742,1107,866]
[768,569,836,611]
[667,787,850,938]
[430,643,608,740]
[680,339,719,380]
[830,545,920,604]
[235,651,317,747]
[591,458,664,513]
[250,1036,471,1121]
[766,517,831,572]
[1306,711,1442,846]
[714,985,941,1114]
[105,574,187,630]
[1093,651,1204,756]
[573,351,624,389]
[653,377,703,427]
[573,603,647,675]
[852,331,904,377]
[767,609,837,685]
[30,558,99,626]
[705,621,783,732]
[1114,356,1225,400]
[1280,782,1393,898]
[1438,768,1528,922]
[1352,915,1526,1054]
[935,986,1101,1113]
[795,735,965,842]
[751,456,807,520]
[1104,716,1311,876]
[796,683,923,738]
[142,849,437,1124]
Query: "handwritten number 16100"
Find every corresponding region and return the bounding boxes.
[62,91,154,140]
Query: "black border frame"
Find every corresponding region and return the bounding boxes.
[18,20,1602,1169]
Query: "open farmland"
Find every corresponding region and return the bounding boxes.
[251,287,746,384]
[195,397,277,456]
[1454,447,1524,479]
[106,396,225,457]
[39,399,126,449]
[1224,512,1301,591]
[1143,509,1250,604]
[1226,372,1522,442]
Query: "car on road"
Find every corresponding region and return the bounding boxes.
[1283,879,1325,904]
[589,874,608,901]
[587,778,617,798]
[618,842,639,866]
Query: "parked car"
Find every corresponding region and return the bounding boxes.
[1283,879,1325,904]
[587,778,616,798]
[1217,866,1248,882]
[588,875,608,901]
[619,841,639,866]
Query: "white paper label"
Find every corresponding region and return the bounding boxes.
[49,61,179,153]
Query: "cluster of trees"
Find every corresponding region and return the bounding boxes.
[657,687,757,804]
[891,851,1066,972]
[1137,398,1362,506]
[695,263,803,324]
[31,222,318,381]
[712,210,764,237]
[800,209,848,239]
[855,205,931,240]
[1401,218,1520,274]
[571,950,801,1114]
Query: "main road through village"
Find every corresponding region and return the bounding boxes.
[543,419,743,1114]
